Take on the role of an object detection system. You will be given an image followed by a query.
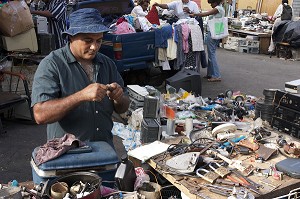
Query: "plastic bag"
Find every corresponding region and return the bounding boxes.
[207,17,229,39]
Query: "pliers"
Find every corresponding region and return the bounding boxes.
[227,174,262,195]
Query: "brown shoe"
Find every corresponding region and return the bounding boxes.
[208,78,221,82]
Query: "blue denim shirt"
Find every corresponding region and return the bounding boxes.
[31,43,125,142]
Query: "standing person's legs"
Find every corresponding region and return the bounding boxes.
[207,32,221,80]
[268,18,281,53]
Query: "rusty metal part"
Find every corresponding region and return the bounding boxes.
[212,149,246,172]
[238,140,260,151]
[242,165,255,176]
[205,184,234,192]
[256,144,278,161]
[209,162,231,178]
[227,173,262,195]
[198,141,217,155]
[183,180,211,199]
[196,168,220,184]
[206,187,231,197]
[216,179,240,186]
[283,143,300,157]
[231,169,262,189]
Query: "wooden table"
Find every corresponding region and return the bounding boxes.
[146,133,300,199]
[229,29,271,54]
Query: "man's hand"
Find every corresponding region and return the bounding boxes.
[189,13,195,17]
[81,83,108,102]
[106,83,124,103]
[183,7,191,14]
[153,2,159,6]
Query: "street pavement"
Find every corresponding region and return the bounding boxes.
[0,48,299,184]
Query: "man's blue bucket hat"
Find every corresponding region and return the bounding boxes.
[62,8,110,38]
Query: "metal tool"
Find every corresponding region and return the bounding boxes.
[216,179,240,186]
[227,174,262,195]
[183,180,211,199]
[165,152,200,173]
[196,168,220,183]
[209,162,231,178]
[212,149,246,172]
[231,169,262,189]
[258,180,278,189]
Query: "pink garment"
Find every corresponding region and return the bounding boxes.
[181,23,190,54]
[35,133,86,166]
[114,21,136,34]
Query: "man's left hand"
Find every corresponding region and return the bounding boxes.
[106,83,124,103]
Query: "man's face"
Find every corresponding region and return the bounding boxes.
[70,33,103,61]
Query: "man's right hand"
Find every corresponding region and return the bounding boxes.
[82,83,109,102]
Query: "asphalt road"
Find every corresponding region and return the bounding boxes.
[0,48,299,184]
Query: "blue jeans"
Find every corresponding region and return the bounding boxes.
[207,32,221,78]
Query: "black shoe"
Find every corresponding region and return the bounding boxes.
[203,75,212,79]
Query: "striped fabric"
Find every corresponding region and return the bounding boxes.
[46,0,67,49]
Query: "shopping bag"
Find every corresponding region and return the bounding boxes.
[208,17,229,40]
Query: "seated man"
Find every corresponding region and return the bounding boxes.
[31,8,130,146]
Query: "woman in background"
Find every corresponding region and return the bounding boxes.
[131,0,150,17]
[191,0,224,82]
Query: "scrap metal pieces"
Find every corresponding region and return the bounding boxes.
[209,162,231,178]
[237,139,260,151]
[283,143,300,158]
[165,152,200,173]
[256,144,277,161]
[196,168,220,184]
[212,149,247,172]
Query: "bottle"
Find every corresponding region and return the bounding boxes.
[115,154,137,192]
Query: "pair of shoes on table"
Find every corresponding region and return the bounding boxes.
[208,77,221,82]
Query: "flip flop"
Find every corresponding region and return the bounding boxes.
[208,78,221,82]
[203,75,212,79]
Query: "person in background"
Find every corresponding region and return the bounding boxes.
[153,0,200,19]
[131,0,150,17]
[30,0,67,49]
[268,0,293,53]
[31,8,130,146]
[190,0,224,82]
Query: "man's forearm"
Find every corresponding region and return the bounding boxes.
[156,3,168,9]
[33,91,85,124]
[31,10,53,18]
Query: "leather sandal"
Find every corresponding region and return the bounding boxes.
[208,78,221,82]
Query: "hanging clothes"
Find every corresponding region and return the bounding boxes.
[188,24,204,52]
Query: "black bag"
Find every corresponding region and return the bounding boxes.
[281,4,292,20]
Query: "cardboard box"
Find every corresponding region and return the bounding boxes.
[1,28,38,53]
[0,1,34,37]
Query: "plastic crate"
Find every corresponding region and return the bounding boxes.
[248,47,259,54]
[238,39,247,47]
[161,186,182,199]
[238,46,249,53]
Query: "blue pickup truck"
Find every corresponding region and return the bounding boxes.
[76,0,163,85]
